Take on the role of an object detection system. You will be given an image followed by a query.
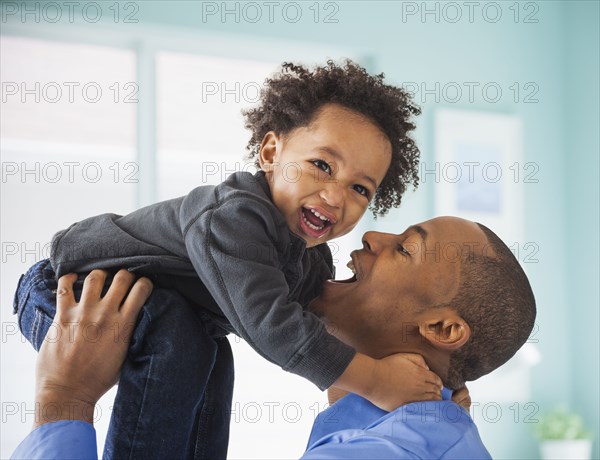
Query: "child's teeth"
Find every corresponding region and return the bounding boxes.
[310,209,329,222]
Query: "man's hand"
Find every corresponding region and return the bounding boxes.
[34,269,152,428]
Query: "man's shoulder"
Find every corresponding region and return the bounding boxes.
[379,400,491,459]
[305,397,490,460]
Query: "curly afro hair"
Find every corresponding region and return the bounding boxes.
[242,59,421,217]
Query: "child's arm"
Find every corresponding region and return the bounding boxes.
[333,353,443,411]
[183,193,357,391]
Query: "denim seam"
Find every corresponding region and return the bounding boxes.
[18,268,43,312]
[33,307,41,350]
[19,267,44,347]
[194,351,224,460]
[195,388,210,459]
[128,322,155,460]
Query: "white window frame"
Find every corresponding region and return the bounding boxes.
[2,19,373,207]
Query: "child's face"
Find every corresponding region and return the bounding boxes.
[259,103,392,247]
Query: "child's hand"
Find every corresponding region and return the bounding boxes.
[366,353,443,412]
[451,385,472,412]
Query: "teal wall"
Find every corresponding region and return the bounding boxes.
[565,2,600,459]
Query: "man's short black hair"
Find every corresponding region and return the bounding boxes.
[242,60,421,217]
[444,223,537,389]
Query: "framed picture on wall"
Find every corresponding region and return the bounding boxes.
[434,108,542,403]
[434,109,526,247]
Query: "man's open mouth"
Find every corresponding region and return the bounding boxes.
[327,255,359,284]
[329,274,357,284]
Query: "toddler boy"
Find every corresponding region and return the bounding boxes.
[14,60,440,459]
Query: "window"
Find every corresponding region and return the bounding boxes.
[156,52,277,198]
[1,35,137,457]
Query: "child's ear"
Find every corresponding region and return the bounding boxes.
[258,131,278,173]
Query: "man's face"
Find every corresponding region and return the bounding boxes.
[259,103,392,247]
[310,217,488,357]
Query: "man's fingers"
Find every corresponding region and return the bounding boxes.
[56,273,78,312]
[120,277,153,323]
[102,269,136,310]
[79,270,108,305]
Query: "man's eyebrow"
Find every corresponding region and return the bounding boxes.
[317,146,378,189]
[407,224,428,242]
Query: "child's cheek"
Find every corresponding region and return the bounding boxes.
[334,221,359,240]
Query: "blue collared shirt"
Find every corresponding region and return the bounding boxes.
[12,389,491,460]
[302,388,492,459]
[11,420,97,460]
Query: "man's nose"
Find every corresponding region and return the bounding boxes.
[319,182,345,208]
[362,231,395,253]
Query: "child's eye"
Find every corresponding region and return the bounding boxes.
[352,184,370,198]
[311,159,332,175]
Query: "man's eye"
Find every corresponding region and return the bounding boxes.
[352,184,370,198]
[311,160,332,175]
[397,244,410,256]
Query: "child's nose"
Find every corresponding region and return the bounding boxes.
[319,183,345,208]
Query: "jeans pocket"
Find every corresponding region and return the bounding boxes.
[32,306,55,352]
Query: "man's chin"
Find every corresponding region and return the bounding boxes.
[317,277,358,302]
[311,277,360,319]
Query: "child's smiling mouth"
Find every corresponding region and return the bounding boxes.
[299,207,334,240]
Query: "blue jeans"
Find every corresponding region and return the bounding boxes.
[13,259,235,460]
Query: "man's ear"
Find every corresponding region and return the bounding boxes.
[258,131,279,173]
[418,310,471,351]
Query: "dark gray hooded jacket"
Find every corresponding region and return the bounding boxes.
[50,171,355,390]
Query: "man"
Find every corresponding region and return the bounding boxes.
[11,216,536,459]
[303,216,535,458]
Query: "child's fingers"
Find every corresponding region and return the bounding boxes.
[56,273,78,313]
[400,353,430,370]
[102,269,136,310]
[79,270,108,306]
[422,368,443,389]
[397,354,444,389]
[428,371,444,391]
[423,389,443,401]
[120,277,153,324]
